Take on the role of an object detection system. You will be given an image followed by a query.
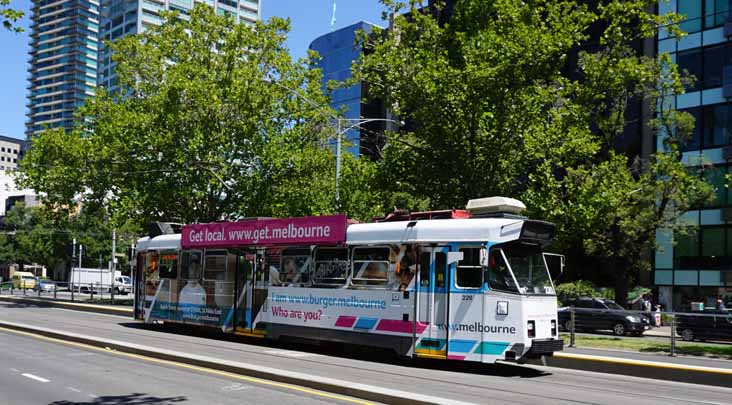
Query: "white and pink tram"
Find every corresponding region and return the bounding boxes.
[133,197,563,364]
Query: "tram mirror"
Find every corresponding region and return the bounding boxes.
[543,253,565,280]
[447,251,464,265]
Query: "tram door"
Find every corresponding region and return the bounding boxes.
[234,250,268,335]
[133,253,145,320]
[415,246,449,358]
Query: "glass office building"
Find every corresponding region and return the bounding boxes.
[656,0,732,311]
[309,21,386,158]
[98,0,260,92]
[26,0,100,138]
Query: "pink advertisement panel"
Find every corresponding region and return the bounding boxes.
[181,215,347,248]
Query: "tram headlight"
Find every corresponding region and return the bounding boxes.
[551,320,557,336]
[527,320,536,338]
[496,301,509,315]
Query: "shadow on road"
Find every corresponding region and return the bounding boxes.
[117,322,550,379]
[49,393,186,404]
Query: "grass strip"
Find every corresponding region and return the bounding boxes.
[561,334,732,360]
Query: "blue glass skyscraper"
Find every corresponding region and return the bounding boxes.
[310,21,385,158]
[26,0,100,137]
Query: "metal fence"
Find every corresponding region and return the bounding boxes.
[0,279,133,306]
[562,306,732,356]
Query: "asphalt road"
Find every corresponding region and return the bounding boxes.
[0,329,372,405]
[0,302,731,404]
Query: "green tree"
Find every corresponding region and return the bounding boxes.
[357,0,710,305]
[1,0,23,32]
[20,5,378,226]
[0,204,137,278]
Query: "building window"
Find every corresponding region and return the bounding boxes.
[680,103,732,151]
[676,43,732,91]
[678,0,730,34]
[678,0,702,33]
[675,226,732,275]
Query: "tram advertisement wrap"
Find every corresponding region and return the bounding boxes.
[181,215,347,248]
[264,287,408,331]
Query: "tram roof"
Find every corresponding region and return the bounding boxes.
[141,234,181,251]
[136,218,534,250]
[346,218,525,245]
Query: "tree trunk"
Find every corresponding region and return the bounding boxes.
[614,260,629,308]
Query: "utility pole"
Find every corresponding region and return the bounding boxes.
[335,118,341,211]
[111,229,117,301]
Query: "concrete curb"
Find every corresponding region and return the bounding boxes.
[529,352,732,388]
[0,295,132,317]
[0,319,473,405]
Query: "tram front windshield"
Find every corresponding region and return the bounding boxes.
[501,247,555,295]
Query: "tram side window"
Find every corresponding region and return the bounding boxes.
[180,250,203,280]
[352,247,390,287]
[488,249,519,293]
[279,248,311,287]
[203,250,227,280]
[159,252,178,279]
[456,247,483,288]
[313,247,349,286]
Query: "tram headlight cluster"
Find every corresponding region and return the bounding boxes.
[551,320,557,336]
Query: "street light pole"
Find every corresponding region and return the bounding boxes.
[335,118,341,210]
[263,77,400,210]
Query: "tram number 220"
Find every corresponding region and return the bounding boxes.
[461,295,474,301]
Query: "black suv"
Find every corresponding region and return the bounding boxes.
[559,297,649,336]
[676,309,732,342]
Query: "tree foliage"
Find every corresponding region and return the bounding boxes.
[21,5,380,227]
[357,0,711,305]
[1,0,23,32]
[0,204,136,277]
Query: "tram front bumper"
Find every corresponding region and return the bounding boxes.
[525,338,564,358]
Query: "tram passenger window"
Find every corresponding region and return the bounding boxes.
[313,247,348,286]
[456,248,483,288]
[159,252,178,279]
[203,250,227,280]
[180,250,203,280]
[488,249,519,293]
[279,248,311,286]
[397,245,418,290]
[352,247,390,286]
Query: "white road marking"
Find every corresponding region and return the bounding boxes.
[264,350,313,358]
[67,387,82,393]
[222,383,250,392]
[9,368,20,373]
[21,373,49,383]
[88,394,98,398]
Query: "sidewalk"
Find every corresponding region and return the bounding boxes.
[0,294,132,316]
[645,326,671,338]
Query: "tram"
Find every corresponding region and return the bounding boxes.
[133,197,564,364]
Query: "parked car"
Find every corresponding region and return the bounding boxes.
[559,297,649,336]
[11,272,36,290]
[33,279,56,292]
[676,309,732,342]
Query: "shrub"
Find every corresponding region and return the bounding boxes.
[555,280,596,305]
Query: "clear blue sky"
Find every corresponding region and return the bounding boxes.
[0,0,386,140]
